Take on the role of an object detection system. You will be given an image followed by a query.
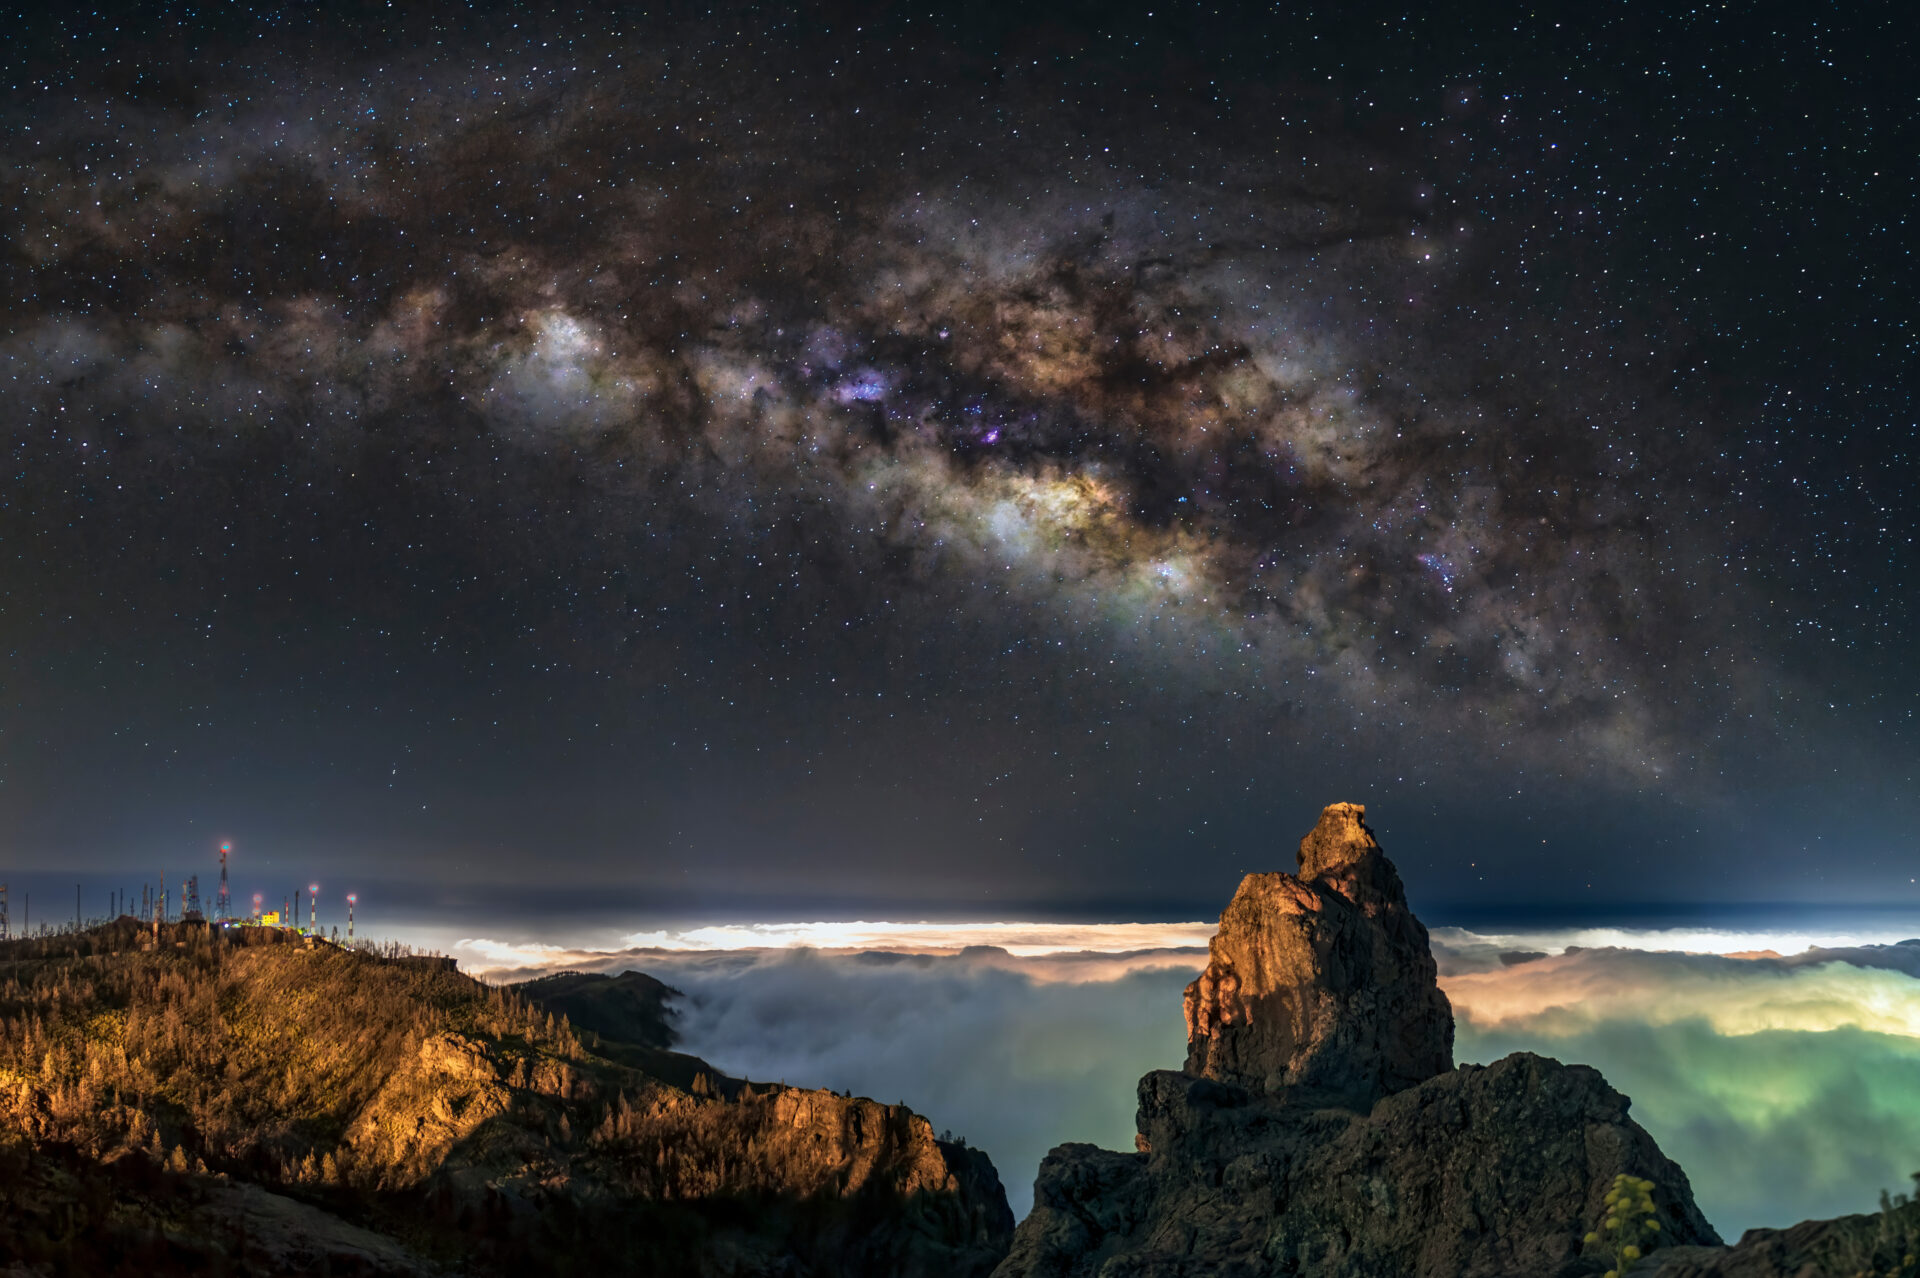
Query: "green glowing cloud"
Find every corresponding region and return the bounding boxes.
[1450,950,1920,1235]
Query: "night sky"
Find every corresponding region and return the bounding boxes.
[3,0,1914,925]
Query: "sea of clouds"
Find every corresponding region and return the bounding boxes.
[438,921,1920,1235]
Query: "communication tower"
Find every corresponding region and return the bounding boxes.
[0,883,9,940]
[217,841,232,921]
[346,893,357,940]
[309,883,319,932]
[184,875,202,921]
[252,892,263,924]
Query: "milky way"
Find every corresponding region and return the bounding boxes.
[3,5,1913,904]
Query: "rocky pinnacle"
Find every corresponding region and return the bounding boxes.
[1181,801,1454,1102]
[994,804,1719,1278]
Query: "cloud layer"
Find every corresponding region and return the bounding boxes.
[451,924,1920,1231]
[644,947,1197,1218]
[1446,943,1920,1230]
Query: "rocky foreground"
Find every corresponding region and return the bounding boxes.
[992,803,1912,1278]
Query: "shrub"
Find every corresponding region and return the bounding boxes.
[1835,1172,1920,1278]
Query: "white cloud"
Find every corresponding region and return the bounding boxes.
[424,921,1920,1233]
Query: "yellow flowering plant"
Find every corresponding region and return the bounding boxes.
[1583,1173,1663,1278]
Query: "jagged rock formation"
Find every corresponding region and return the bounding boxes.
[1183,801,1453,1102]
[996,802,1723,1278]
[0,921,1012,1277]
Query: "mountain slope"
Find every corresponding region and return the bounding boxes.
[0,920,1012,1276]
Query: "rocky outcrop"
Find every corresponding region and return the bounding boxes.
[345,1032,514,1187]
[511,968,1016,1272]
[1183,801,1453,1102]
[996,802,1722,1278]
[594,1080,1015,1275]
[998,1054,1717,1278]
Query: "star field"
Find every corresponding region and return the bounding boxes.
[1,0,1913,912]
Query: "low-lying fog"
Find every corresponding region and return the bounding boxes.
[431,921,1920,1236]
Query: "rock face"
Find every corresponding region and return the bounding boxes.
[1183,801,1453,1102]
[995,802,1722,1278]
[998,1056,1719,1278]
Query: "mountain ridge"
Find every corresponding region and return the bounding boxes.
[0,919,1011,1276]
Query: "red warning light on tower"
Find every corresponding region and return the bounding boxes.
[217,842,234,922]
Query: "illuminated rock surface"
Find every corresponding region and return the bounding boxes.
[0,923,1012,1277]
[1182,801,1454,1102]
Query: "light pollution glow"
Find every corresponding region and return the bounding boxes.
[430,920,1920,980]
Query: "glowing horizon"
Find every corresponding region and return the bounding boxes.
[409,917,1920,982]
